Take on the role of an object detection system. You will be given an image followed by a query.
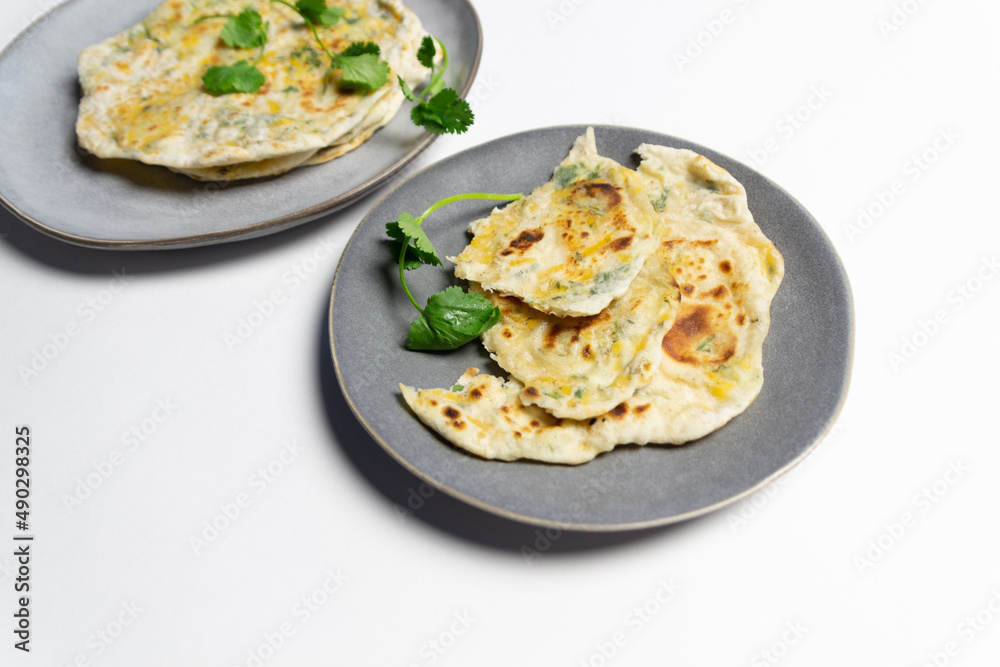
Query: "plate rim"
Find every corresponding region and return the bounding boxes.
[328,123,856,531]
[0,0,483,250]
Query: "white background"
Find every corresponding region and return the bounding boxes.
[2,0,999,665]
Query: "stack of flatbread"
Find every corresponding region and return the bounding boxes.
[400,128,785,464]
[75,0,429,180]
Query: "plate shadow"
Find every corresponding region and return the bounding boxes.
[0,190,376,276]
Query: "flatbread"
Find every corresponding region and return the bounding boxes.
[75,0,428,180]
[472,243,680,420]
[176,82,403,180]
[452,128,661,317]
[402,145,784,464]
[399,369,601,464]
[636,144,782,276]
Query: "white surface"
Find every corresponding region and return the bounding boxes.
[2,0,999,664]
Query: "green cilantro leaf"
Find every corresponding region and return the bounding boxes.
[203,61,266,94]
[341,41,380,57]
[407,286,500,351]
[397,76,418,102]
[410,88,474,135]
[386,219,439,269]
[417,35,436,68]
[295,0,345,26]
[390,192,522,351]
[220,8,267,49]
[395,212,439,263]
[332,47,389,90]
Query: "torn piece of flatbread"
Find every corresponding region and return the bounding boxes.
[452,128,661,317]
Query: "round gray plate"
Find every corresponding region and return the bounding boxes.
[329,125,854,531]
[0,0,480,249]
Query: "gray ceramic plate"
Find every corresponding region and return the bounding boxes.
[329,125,854,531]
[0,0,480,249]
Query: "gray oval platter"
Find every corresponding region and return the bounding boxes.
[329,125,854,531]
[0,0,481,249]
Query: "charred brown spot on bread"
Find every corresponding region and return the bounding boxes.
[525,386,540,397]
[736,313,746,325]
[662,304,736,365]
[610,235,634,251]
[499,248,514,256]
[501,328,513,338]
[443,406,461,419]
[609,403,628,419]
[697,274,707,281]
[719,260,733,273]
[567,181,622,210]
[705,285,729,299]
[635,404,650,414]
[507,228,544,252]
[544,324,565,349]
[581,230,590,238]
[513,431,522,438]
[681,283,695,296]
[452,421,465,429]
[469,387,483,400]
[544,311,610,348]
[610,209,630,232]
[530,420,541,428]
[582,344,592,358]
[500,406,509,413]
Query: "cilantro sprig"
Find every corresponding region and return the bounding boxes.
[272,0,388,90]
[197,8,269,94]
[196,2,475,134]
[398,36,473,135]
[294,0,345,26]
[388,193,522,350]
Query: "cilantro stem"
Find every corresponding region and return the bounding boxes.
[422,38,448,99]
[416,192,521,224]
[398,245,423,313]
[395,192,523,316]
[194,13,234,23]
[270,0,337,61]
